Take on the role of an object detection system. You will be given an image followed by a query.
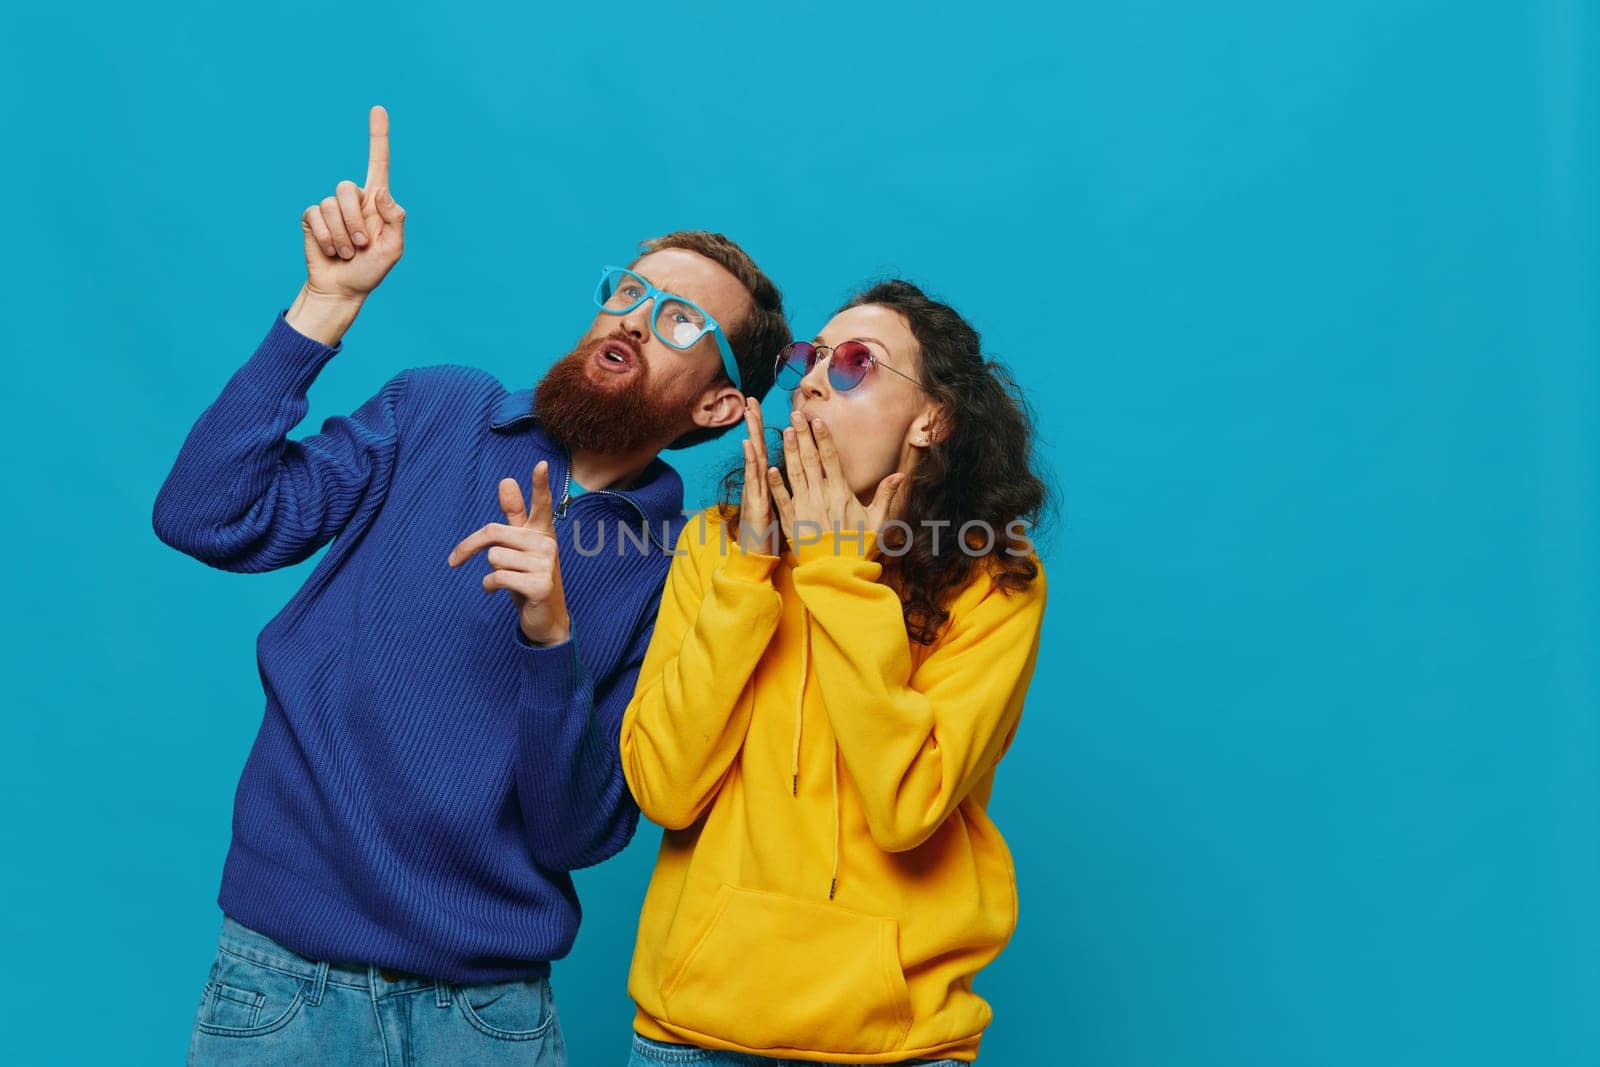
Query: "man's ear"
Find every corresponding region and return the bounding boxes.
[691,382,747,432]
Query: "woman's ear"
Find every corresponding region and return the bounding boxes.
[908,402,947,448]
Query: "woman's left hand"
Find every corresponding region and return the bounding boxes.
[769,412,906,553]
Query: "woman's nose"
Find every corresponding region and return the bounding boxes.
[799,353,831,399]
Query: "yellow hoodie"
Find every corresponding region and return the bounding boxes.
[620,508,1048,1063]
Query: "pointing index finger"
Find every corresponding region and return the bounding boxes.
[365,105,390,191]
[528,461,556,534]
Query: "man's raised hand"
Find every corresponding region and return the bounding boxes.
[299,105,407,300]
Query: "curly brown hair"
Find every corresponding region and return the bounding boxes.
[721,279,1051,644]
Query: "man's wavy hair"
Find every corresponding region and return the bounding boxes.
[721,279,1051,644]
[632,231,791,450]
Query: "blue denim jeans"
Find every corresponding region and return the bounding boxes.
[627,1033,967,1066]
[187,916,566,1065]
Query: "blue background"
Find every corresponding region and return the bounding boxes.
[2,2,1596,1064]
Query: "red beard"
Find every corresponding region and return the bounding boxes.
[532,333,688,455]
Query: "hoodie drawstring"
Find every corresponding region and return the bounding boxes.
[790,606,842,901]
[791,614,808,798]
[829,743,840,901]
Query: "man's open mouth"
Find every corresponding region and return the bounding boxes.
[592,338,640,374]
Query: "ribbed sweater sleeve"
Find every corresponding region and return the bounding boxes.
[512,611,654,871]
[151,311,406,572]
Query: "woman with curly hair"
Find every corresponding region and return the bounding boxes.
[620,280,1050,1065]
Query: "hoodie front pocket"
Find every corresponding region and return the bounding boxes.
[659,883,913,1055]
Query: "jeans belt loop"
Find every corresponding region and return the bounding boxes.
[307,961,330,1007]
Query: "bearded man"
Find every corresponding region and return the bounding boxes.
[153,106,789,1066]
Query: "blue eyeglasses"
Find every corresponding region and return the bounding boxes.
[593,266,742,390]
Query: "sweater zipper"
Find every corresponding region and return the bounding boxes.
[551,450,666,550]
[553,463,573,521]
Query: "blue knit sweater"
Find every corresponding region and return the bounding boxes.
[153,312,688,982]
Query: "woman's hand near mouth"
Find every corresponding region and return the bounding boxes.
[770,412,906,555]
[736,398,781,555]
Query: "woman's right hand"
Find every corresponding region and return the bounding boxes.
[737,398,782,555]
[299,106,406,300]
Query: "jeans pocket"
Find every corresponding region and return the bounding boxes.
[454,976,556,1041]
[193,949,309,1038]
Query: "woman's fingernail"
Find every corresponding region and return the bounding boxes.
[353,231,368,246]
[812,418,823,430]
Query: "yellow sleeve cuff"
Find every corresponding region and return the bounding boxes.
[716,538,782,583]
